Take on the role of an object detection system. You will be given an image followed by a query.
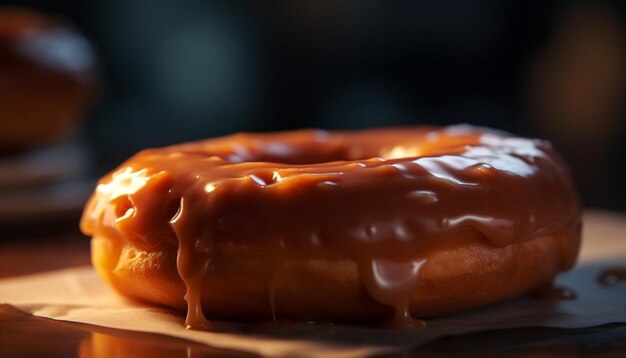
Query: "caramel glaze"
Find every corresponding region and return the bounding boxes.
[80,125,582,329]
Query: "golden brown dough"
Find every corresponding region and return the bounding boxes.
[92,233,570,322]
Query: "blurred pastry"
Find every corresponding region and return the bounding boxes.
[0,8,98,151]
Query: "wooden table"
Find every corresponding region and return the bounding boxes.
[1,214,625,357]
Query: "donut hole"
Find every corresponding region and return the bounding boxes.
[241,147,355,165]
[193,131,436,165]
[237,143,409,165]
[240,142,425,165]
[249,147,423,165]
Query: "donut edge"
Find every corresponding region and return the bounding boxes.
[91,232,572,322]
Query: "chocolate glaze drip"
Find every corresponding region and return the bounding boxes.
[80,126,582,329]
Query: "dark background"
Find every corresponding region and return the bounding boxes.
[2,0,625,210]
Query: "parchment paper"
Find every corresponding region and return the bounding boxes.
[1,211,625,357]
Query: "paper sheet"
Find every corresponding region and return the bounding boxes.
[1,211,625,357]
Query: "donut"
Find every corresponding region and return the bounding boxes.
[0,8,98,151]
[80,125,582,329]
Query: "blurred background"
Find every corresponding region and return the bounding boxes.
[0,0,624,238]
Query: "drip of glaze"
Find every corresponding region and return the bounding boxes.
[597,267,626,287]
[176,246,212,330]
[531,284,577,301]
[172,197,213,330]
[266,273,279,321]
[260,260,283,321]
[359,258,427,328]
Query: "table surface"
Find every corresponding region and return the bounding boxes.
[1,213,626,357]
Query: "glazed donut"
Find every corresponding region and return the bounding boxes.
[0,8,97,151]
[80,125,582,329]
